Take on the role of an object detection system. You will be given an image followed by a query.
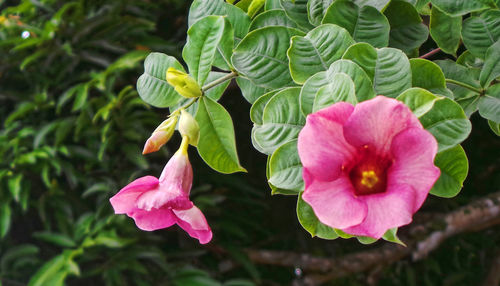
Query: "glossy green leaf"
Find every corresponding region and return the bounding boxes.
[300,71,328,116]
[183,16,227,86]
[430,145,468,198]
[297,193,338,239]
[8,174,22,202]
[430,6,461,56]
[288,24,354,84]
[419,98,472,152]
[236,77,268,104]
[478,84,500,122]
[265,0,282,10]
[328,59,376,102]
[435,60,482,100]
[384,0,429,54]
[0,202,11,238]
[188,0,251,40]
[250,90,280,124]
[195,97,246,173]
[488,120,500,136]
[396,88,439,117]
[252,87,305,154]
[410,58,451,97]
[280,0,315,30]
[430,0,496,16]
[248,0,266,18]
[322,0,390,48]
[268,139,303,193]
[307,0,333,26]
[33,232,76,248]
[136,53,184,108]
[28,250,81,286]
[345,47,411,98]
[480,40,500,87]
[205,72,232,101]
[313,73,357,112]
[462,10,500,59]
[457,95,481,118]
[353,0,391,11]
[232,26,304,89]
[382,228,405,245]
[342,42,377,80]
[249,9,299,31]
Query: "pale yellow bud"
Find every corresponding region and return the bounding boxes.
[178,109,200,147]
[142,116,178,154]
[166,67,202,98]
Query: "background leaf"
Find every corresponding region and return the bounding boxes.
[430,145,468,198]
[430,6,461,56]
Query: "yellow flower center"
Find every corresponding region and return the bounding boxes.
[360,170,379,188]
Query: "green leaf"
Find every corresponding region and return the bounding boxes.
[188,0,251,40]
[382,228,405,245]
[430,6,461,56]
[322,0,390,48]
[328,59,376,101]
[297,193,339,239]
[250,90,281,124]
[462,10,500,59]
[252,87,305,154]
[430,145,468,198]
[384,0,429,54]
[205,72,232,102]
[195,97,246,174]
[183,16,227,86]
[71,83,90,112]
[488,120,500,136]
[249,9,299,31]
[8,174,22,202]
[248,0,266,18]
[33,232,76,248]
[345,46,412,98]
[307,0,333,26]
[430,0,496,16]
[0,202,11,238]
[435,59,482,99]
[232,26,304,89]
[410,58,451,97]
[353,0,391,11]
[480,40,500,87]
[28,250,81,286]
[478,84,500,122]
[342,42,378,80]
[356,236,378,244]
[137,53,184,108]
[314,73,357,111]
[288,24,354,84]
[236,77,268,104]
[300,71,329,116]
[266,0,282,10]
[268,139,304,193]
[396,88,439,117]
[419,98,472,152]
[280,0,315,30]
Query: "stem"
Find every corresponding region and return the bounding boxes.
[419,48,441,59]
[446,79,483,94]
[201,71,238,92]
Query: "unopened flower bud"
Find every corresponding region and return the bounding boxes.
[166,67,202,98]
[143,116,178,154]
[179,109,199,146]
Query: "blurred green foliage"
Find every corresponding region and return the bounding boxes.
[0,0,499,286]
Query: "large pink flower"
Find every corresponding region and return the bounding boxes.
[109,151,212,244]
[298,96,440,239]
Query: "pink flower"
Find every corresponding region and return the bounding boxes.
[109,147,212,244]
[298,96,440,238]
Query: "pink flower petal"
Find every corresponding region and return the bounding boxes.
[159,152,193,196]
[136,183,193,211]
[298,103,356,182]
[128,208,176,231]
[302,175,367,229]
[343,96,422,155]
[173,206,212,244]
[110,176,159,214]
[388,128,440,211]
[342,184,417,238]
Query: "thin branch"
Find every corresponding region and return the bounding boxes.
[483,250,500,286]
[445,79,484,94]
[201,71,238,92]
[419,48,441,59]
[245,192,500,285]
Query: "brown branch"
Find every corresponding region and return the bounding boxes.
[483,250,500,286]
[245,192,500,285]
[419,48,442,59]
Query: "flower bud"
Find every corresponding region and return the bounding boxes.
[166,67,202,98]
[143,116,178,154]
[179,109,199,146]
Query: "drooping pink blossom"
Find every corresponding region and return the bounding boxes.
[298,96,440,238]
[110,143,212,244]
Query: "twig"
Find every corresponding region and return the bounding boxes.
[245,192,500,284]
[419,48,441,59]
[483,250,500,286]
